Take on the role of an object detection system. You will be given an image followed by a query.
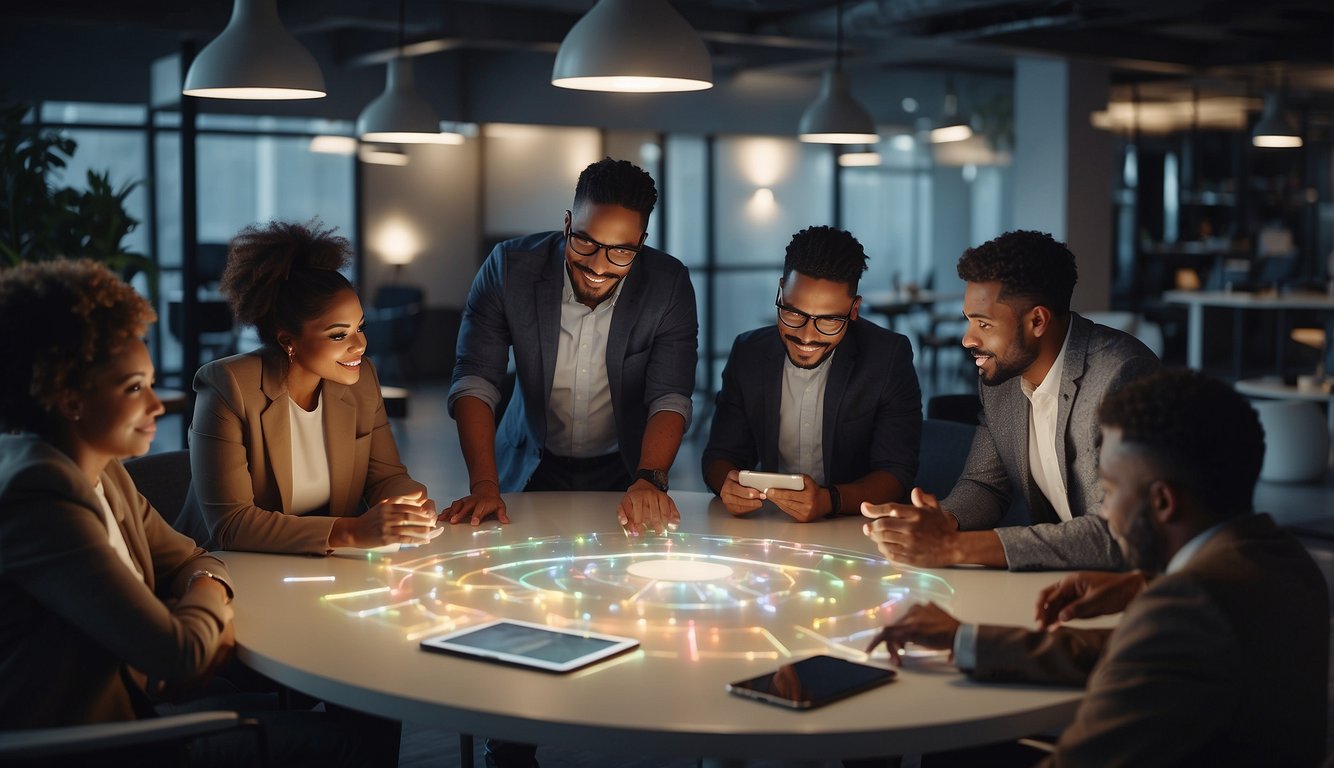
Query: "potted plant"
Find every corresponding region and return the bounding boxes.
[0,102,152,284]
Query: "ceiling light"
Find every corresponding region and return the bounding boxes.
[358,145,410,166]
[356,0,464,145]
[357,58,463,144]
[1252,92,1302,148]
[552,0,712,93]
[308,136,358,155]
[798,2,878,145]
[183,0,325,100]
[838,148,881,167]
[930,83,973,144]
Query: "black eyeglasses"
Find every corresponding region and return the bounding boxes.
[775,290,854,336]
[564,222,642,267]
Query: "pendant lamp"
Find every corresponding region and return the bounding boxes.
[1252,92,1302,149]
[930,79,972,144]
[552,0,712,93]
[183,0,325,100]
[356,0,462,144]
[798,2,877,144]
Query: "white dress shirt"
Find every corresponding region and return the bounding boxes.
[1021,324,1074,523]
[94,481,144,582]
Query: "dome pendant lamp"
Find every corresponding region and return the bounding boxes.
[183,0,325,100]
[930,78,973,144]
[356,0,461,144]
[798,1,878,144]
[552,0,713,93]
[1252,93,1302,149]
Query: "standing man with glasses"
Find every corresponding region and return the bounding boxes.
[446,157,698,541]
[703,225,922,522]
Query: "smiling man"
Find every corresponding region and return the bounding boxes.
[702,226,921,522]
[863,230,1159,570]
[446,158,698,539]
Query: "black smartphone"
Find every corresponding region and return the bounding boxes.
[725,655,896,710]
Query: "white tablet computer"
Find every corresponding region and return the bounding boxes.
[420,619,640,673]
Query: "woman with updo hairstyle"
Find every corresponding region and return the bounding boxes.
[174,220,438,555]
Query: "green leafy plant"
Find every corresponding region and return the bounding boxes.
[0,102,152,283]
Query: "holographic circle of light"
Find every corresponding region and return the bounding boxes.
[322,532,955,661]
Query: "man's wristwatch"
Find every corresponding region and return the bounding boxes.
[635,468,670,492]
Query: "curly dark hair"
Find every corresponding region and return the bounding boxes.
[1098,369,1264,519]
[782,225,869,295]
[0,259,156,435]
[572,157,658,226]
[956,230,1078,314]
[219,220,355,348]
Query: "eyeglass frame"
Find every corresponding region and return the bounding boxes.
[563,215,646,268]
[774,289,858,336]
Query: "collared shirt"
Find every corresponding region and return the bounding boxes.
[93,481,144,582]
[776,351,833,485]
[1166,519,1230,574]
[288,391,331,514]
[546,264,623,458]
[1021,323,1074,522]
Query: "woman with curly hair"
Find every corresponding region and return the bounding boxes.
[0,258,236,738]
[175,220,438,555]
[0,258,395,766]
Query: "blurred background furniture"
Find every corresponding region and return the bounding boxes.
[123,449,192,525]
[917,418,978,498]
[363,283,424,385]
[926,393,982,426]
[1247,398,1331,483]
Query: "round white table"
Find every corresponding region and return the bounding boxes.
[218,492,1110,762]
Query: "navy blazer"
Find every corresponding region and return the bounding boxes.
[701,317,922,494]
[449,231,699,491]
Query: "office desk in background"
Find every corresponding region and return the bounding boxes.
[862,290,962,332]
[219,492,1112,763]
[1163,289,1334,374]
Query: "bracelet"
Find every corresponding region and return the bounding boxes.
[823,484,842,519]
[187,569,233,602]
[470,478,500,493]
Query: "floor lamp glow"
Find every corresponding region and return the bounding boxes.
[183,0,325,100]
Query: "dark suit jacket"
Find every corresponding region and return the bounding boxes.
[971,514,1328,767]
[175,349,425,554]
[701,318,922,494]
[449,231,698,491]
[942,313,1160,570]
[0,435,233,727]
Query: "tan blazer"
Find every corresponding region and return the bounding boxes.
[175,349,425,555]
[0,434,232,727]
[970,514,1328,767]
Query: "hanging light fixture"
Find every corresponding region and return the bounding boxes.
[1252,93,1302,148]
[930,77,973,144]
[357,0,462,144]
[798,1,878,144]
[183,0,325,100]
[838,146,881,166]
[552,0,712,93]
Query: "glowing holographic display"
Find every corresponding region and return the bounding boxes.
[321,533,954,660]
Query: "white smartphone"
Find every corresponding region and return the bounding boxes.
[737,470,805,491]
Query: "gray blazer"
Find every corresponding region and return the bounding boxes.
[942,313,1160,570]
[449,231,698,491]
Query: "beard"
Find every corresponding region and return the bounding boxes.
[567,261,624,306]
[783,334,835,370]
[973,332,1040,386]
[1114,501,1166,575]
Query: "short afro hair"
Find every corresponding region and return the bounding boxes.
[572,157,658,227]
[219,220,355,349]
[1098,369,1264,520]
[0,259,156,435]
[957,230,1078,314]
[782,226,869,296]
